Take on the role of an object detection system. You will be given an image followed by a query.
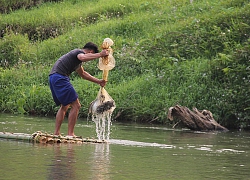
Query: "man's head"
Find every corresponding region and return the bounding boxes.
[83,42,99,53]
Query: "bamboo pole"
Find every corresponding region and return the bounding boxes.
[0,132,32,141]
[0,131,106,144]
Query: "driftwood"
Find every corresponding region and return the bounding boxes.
[168,105,228,132]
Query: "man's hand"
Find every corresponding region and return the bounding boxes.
[99,79,107,87]
[100,49,109,57]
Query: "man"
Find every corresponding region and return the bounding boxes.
[49,42,109,137]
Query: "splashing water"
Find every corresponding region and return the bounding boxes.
[88,88,116,141]
[91,111,113,141]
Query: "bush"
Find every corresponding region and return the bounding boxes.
[0,32,31,68]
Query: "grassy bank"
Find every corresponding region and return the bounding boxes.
[0,0,249,129]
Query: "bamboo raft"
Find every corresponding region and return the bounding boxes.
[0,131,106,144]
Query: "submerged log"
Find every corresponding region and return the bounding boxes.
[0,131,106,144]
[168,105,228,132]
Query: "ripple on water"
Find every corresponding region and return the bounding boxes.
[109,139,176,149]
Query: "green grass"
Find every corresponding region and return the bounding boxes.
[0,0,249,129]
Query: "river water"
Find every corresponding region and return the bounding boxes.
[0,113,249,180]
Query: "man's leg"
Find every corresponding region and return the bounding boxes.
[68,99,81,136]
[54,104,70,135]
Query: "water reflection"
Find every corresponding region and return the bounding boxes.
[47,144,76,180]
[46,143,111,180]
[90,143,110,180]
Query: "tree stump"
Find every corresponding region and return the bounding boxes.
[168,105,228,132]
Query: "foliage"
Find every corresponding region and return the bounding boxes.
[210,40,250,128]
[0,0,249,129]
[0,0,62,14]
[0,32,31,68]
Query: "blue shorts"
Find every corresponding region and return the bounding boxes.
[49,73,78,106]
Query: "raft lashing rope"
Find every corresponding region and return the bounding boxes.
[88,38,116,141]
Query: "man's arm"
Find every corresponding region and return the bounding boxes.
[75,66,106,87]
[77,50,109,62]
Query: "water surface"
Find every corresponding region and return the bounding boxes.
[0,113,249,180]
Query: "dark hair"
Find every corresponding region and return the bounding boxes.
[83,42,99,53]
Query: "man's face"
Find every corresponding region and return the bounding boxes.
[89,49,95,54]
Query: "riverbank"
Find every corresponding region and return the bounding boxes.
[0,0,249,129]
